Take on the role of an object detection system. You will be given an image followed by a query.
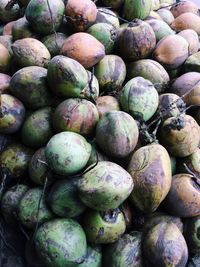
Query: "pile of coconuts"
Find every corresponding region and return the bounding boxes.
[1,0,200,266]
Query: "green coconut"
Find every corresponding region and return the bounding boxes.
[45,132,91,176]
[12,17,37,41]
[184,215,200,254]
[94,55,126,93]
[79,245,102,267]
[95,111,139,158]
[78,161,133,211]
[21,107,53,149]
[123,0,152,20]
[120,77,159,122]
[48,178,86,218]
[47,55,88,99]
[41,33,67,57]
[35,218,87,267]
[0,94,25,134]
[0,0,20,23]
[96,8,120,29]
[83,209,126,244]
[25,0,65,35]
[10,66,52,109]
[184,51,200,73]
[0,43,11,72]
[87,23,117,54]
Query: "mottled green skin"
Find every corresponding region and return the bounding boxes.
[52,98,99,137]
[143,213,183,234]
[78,161,133,211]
[45,132,92,176]
[12,17,37,41]
[1,184,29,224]
[21,107,53,148]
[96,111,139,158]
[184,215,200,254]
[117,20,156,62]
[96,8,120,29]
[35,218,87,267]
[10,66,52,110]
[184,51,200,73]
[0,94,25,134]
[143,222,188,267]
[128,144,172,213]
[47,56,88,98]
[79,245,102,267]
[127,59,170,93]
[25,0,64,35]
[123,0,152,21]
[94,55,126,92]
[87,23,117,54]
[18,187,53,229]
[157,8,174,24]
[28,147,48,185]
[48,179,86,218]
[0,143,33,178]
[83,209,126,244]
[12,38,51,68]
[41,33,67,57]
[103,231,143,267]
[146,19,175,42]
[0,0,20,22]
[177,148,200,177]
[120,77,159,122]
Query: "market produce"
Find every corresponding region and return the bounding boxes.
[1,0,200,266]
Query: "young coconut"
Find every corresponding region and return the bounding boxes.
[120,77,159,122]
[95,111,139,158]
[12,38,51,68]
[126,59,170,94]
[143,222,188,267]
[96,8,120,29]
[25,0,65,35]
[184,51,200,73]
[83,208,126,244]
[47,55,88,99]
[65,0,98,32]
[21,107,53,149]
[10,66,52,110]
[0,43,11,73]
[18,187,53,229]
[52,98,99,137]
[34,218,87,267]
[159,114,200,157]
[94,55,126,93]
[123,0,152,20]
[78,161,133,211]
[171,12,200,35]
[153,34,189,70]
[127,144,172,213]
[45,132,91,176]
[103,231,143,267]
[41,33,67,57]
[0,0,20,23]
[117,20,156,62]
[48,178,86,218]
[0,94,25,134]
[96,95,120,118]
[79,244,102,267]
[178,29,199,55]
[163,173,200,217]
[170,1,199,18]
[60,32,105,69]
[12,17,37,41]
[0,143,33,178]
